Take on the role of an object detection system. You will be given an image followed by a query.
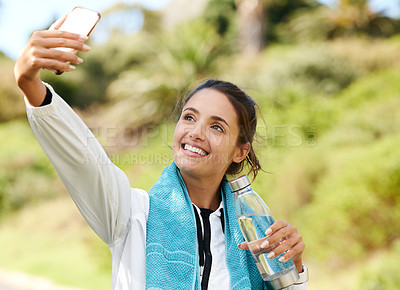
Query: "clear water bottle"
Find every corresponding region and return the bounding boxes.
[228,175,299,289]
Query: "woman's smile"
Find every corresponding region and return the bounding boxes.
[182,143,209,157]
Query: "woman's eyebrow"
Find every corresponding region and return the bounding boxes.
[211,116,229,128]
[183,107,230,128]
[183,107,199,114]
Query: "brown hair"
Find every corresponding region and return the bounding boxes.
[181,79,262,179]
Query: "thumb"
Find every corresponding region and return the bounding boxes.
[49,14,67,30]
[238,241,250,251]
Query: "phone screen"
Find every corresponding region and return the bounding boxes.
[58,7,101,36]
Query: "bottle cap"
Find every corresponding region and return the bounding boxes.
[228,175,251,192]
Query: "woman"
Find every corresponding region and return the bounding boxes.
[14,19,308,290]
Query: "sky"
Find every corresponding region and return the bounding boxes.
[0,0,399,60]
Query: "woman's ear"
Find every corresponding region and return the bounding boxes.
[233,142,251,163]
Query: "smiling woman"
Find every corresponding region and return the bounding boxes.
[13,18,307,290]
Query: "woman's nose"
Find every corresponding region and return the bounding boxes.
[189,123,205,140]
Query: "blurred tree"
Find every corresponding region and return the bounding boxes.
[204,0,319,55]
[279,0,400,42]
[236,0,265,55]
[327,0,383,36]
[204,0,237,36]
[263,0,321,42]
[0,56,26,122]
[329,0,400,37]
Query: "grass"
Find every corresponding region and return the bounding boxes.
[0,196,112,290]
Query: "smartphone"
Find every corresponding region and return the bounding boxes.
[58,7,101,37]
[55,7,101,74]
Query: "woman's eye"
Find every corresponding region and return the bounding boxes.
[211,124,224,132]
[183,115,194,122]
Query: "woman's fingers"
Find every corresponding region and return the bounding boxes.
[265,220,290,237]
[42,30,89,43]
[30,43,83,63]
[238,241,249,250]
[26,45,80,70]
[265,221,297,246]
[49,15,67,30]
[18,30,90,76]
[280,238,305,263]
[26,54,76,73]
[238,236,269,252]
[237,220,305,272]
[264,232,303,260]
[32,30,90,51]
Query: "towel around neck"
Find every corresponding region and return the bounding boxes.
[145,162,268,289]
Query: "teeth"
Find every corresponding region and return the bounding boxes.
[184,144,207,156]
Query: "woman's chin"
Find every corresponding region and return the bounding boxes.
[175,159,202,172]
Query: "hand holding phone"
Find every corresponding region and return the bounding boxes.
[54,7,101,74]
[15,7,100,105]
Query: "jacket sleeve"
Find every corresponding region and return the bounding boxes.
[25,83,134,245]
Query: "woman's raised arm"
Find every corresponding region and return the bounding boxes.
[14,20,143,245]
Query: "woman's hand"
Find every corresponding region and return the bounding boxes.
[238,220,305,273]
[14,16,91,106]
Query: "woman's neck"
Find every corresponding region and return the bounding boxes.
[180,171,222,211]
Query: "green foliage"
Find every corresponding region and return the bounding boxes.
[267,148,327,216]
[245,43,359,110]
[264,0,321,42]
[232,44,359,144]
[297,136,400,263]
[360,240,400,289]
[329,38,400,74]
[0,121,58,217]
[203,0,237,36]
[0,198,112,290]
[259,68,400,269]
[85,231,112,271]
[270,46,357,96]
[0,57,26,121]
[335,69,400,109]
[323,97,400,148]
[278,1,400,43]
[40,70,81,106]
[311,69,400,149]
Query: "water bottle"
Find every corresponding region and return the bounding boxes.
[228,175,299,289]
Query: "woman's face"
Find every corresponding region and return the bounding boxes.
[172,88,248,180]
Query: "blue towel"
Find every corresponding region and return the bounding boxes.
[146,162,269,289]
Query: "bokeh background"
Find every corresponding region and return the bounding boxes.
[1,0,400,289]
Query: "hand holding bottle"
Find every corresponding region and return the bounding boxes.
[229,175,304,289]
[238,220,305,273]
